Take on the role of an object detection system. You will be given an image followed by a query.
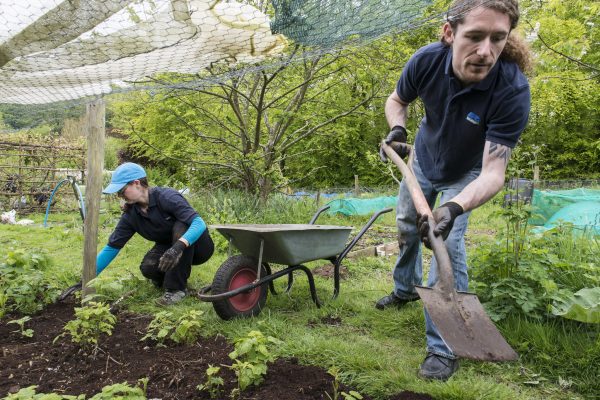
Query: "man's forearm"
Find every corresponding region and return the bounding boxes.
[450,141,512,212]
[450,172,505,212]
[385,92,409,128]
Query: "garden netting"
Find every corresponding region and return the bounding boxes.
[326,196,397,216]
[0,0,442,105]
[530,188,600,235]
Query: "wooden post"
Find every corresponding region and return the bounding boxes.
[533,165,540,182]
[316,190,321,207]
[354,175,359,197]
[82,99,105,300]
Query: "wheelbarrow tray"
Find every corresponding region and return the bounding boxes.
[211,224,353,265]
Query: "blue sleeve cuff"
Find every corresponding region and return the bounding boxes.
[181,216,206,245]
[96,245,120,275]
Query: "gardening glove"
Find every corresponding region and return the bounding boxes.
[158,240,187,272]
[379,125,409,162]
[416,202,464,249]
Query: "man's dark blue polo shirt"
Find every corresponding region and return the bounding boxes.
[396,42,530,183]
[108,187,198,249]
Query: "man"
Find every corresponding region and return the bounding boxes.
[377,0,531,380]
[97,162,214,305]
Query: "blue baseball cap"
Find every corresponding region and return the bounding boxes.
[103,162,146,194]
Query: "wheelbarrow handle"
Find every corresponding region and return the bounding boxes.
[309,204,331,224]
[381,141,455,292]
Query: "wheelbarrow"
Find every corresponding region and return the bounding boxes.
[197,206,393,320]
[381,141,517,361]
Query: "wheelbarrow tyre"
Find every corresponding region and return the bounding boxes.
[211,255,268,320]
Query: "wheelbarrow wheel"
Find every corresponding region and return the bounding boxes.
[211,255,268,320]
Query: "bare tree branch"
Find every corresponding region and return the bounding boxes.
[127,124,245,176]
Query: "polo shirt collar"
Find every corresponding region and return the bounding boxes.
[445,48,500,92]
[147,187,157,208]
[133,187,156,215]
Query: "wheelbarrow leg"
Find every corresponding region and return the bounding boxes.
[285,272,294,293]
[294,265,321,307]
[263,263,279,296]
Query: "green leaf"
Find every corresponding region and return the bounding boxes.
[551,287,600,323]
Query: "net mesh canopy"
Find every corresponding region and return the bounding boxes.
[0,0,433,105]
[0,0,287,104]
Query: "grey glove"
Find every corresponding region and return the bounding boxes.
[379,125,409,162]
[158,241,187,272]
[416,202,464,249]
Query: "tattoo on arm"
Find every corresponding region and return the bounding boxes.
[488,143,512,166]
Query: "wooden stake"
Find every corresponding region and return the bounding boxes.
[82,99,105,300]
[354,175,359,197]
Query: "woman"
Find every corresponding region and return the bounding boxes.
[98,162,214,305]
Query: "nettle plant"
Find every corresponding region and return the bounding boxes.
[228,330,283,394]
[142,310,204,345]
[54,301,117,350]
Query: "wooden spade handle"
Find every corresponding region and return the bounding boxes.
[381,141,455,293]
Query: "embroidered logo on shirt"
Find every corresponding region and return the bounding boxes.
[466,112,480,125]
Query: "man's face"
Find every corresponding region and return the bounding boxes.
[443,7,511,85]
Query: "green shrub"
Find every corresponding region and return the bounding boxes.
[142,310,204,345]
[88,378,148,400]
[55,301,117,350]
[0,249,58,316]
[228,330,282,391]
[3,385,84,399]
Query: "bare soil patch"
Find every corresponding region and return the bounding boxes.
[1,299,433,400]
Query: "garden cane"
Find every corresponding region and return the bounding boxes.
[381,141,518,361]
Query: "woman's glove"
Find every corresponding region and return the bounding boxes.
[158,241,187,272]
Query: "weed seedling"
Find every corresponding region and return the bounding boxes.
[197,364,224,399]
[8,316,34,338]
[326,366,363,400]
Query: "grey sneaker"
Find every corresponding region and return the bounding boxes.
[156,290,186,306]
[418,353,459,381]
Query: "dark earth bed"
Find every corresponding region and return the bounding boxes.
[1,299,433,400]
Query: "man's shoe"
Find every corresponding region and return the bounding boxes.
[156,290,186,306]
[375,292,419,310]
[418,353,459,381]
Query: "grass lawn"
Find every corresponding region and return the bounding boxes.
[0,194,596,400]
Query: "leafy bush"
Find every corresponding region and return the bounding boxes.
[141,310,204,345]
[5,379,148,400]
[470,204,599,322]
[88,378,148,400]
[55,301,117,350]
[0,249,58,316]
[4,385,84,399]
[228,330,282,391]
